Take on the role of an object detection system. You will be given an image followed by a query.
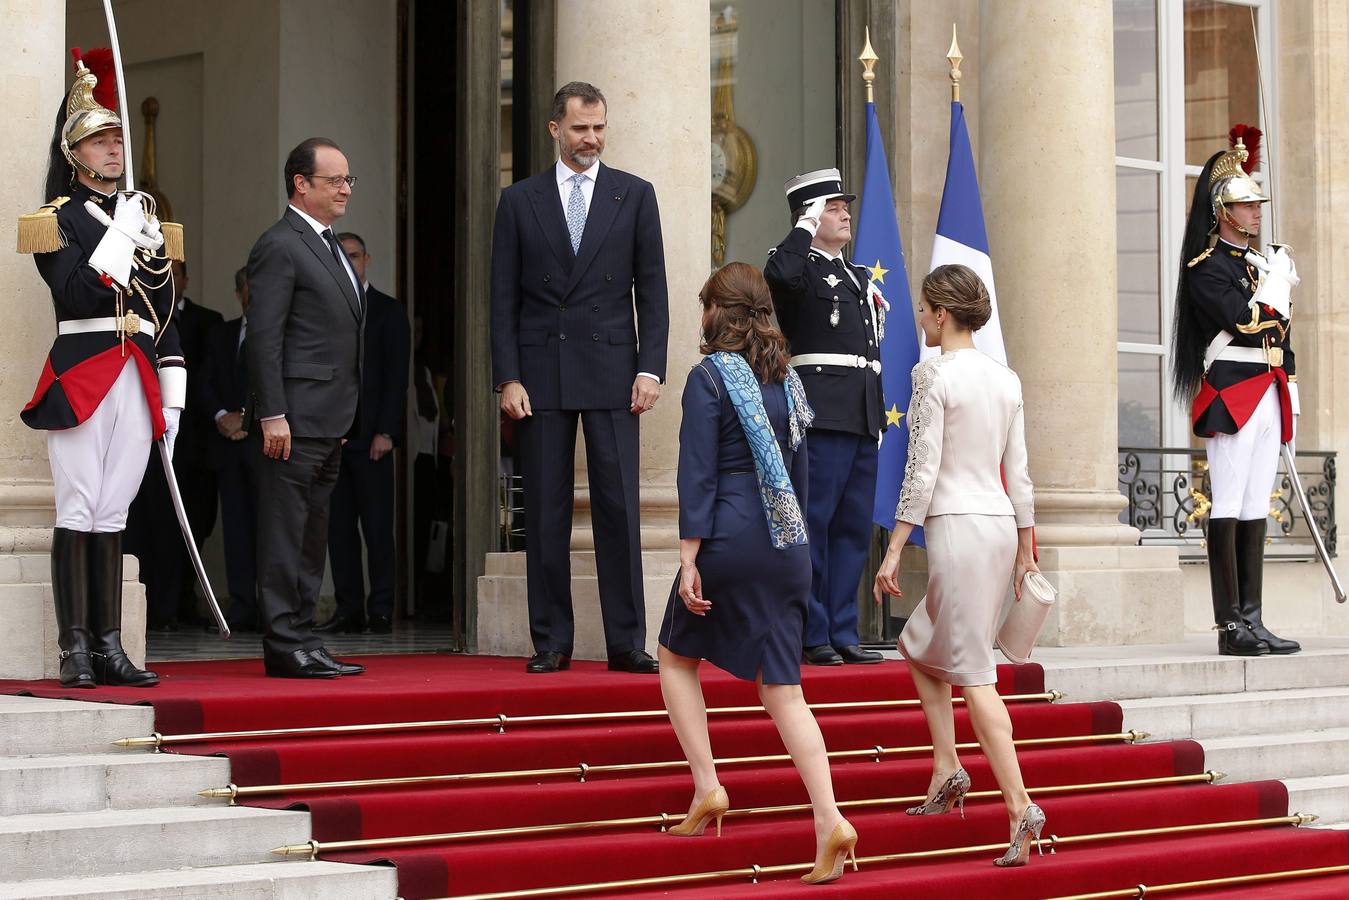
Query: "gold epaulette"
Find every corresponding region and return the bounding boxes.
[16,197,71,254]
[160,221,185,262]
[1186,246,1214,268]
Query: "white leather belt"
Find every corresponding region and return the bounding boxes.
[1214,344,1284,368]
[58,316,155,339]
[791,353,881,374]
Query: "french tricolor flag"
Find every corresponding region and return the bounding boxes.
[923,99,1007,364]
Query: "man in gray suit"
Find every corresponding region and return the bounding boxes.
[246,137,366,679]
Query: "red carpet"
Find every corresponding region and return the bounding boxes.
[5,654,1347,898]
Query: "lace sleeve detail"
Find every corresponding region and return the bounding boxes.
[895,355,952,526]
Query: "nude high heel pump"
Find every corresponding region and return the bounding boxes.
[801,818,859,885]
[994,803,1046,867]
[668,786,730,837]
[906,767,971,818]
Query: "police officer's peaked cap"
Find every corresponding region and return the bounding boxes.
[783,168,855,215]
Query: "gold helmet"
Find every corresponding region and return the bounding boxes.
[1209,125,1268,221]
[60,48,122,183]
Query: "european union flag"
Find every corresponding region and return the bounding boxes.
[856,100,922,544]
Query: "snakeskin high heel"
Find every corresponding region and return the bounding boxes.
[906,767,971,819]
[668,786,730,837]
[995,803,1046,867]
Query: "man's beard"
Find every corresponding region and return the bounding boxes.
[567,146,600,167]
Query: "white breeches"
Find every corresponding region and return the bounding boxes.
[1204,384,1282,521]
[47,360,152,532]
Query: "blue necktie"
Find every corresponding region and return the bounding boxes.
[565,173,587,255]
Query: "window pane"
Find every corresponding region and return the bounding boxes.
[1119,353,1163,447]
[1114,0,1159,159]
[1117,168,1161,344]
[1184,0,1260,167]
[711,0,836,266]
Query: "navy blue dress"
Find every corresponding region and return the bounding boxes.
[660,359,811,685]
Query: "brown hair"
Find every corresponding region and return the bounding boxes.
[550,82,606,123]
[922,263,992,331]
[699,262,791,383]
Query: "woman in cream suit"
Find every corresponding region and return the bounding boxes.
[874,264,1044,867]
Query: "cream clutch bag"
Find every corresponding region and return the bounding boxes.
[996,571,1056,664]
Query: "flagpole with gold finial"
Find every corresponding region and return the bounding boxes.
[858,26,878,103]
[947,24,963,103]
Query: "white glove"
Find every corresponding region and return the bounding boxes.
[796,196,828,235]
[1247,247,1298,319]
[112,192,148,237]
[161,407,181,459]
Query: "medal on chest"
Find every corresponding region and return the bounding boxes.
[822,274,842,328]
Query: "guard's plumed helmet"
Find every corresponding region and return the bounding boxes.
[60,47,122,182]
[1209,123,1268,221]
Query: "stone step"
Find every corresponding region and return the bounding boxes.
[1284,774,1349,827]
[1119,686,1349,740]
[1199,727,1349,783]
[1036,640,1349,701]
[485,549,680,576]
[0,805,310,882]
[0,861,397,900]
[0,696,154,756]
[0,751,230,816]
[0,552,139,583]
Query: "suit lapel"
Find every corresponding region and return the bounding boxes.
[526,170,575,272]
[563,164,624,300]
[286,209,363,321]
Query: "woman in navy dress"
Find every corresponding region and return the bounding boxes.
[659,263,857,885]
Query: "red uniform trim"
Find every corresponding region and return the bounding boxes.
[24,344,166,439]
[1191,368,1293,442]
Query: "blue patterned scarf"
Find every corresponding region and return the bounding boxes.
[708,351,814,549]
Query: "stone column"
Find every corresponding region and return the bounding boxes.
[477,3,709,658]
[0,1,146,678]
[979,0,1182,644]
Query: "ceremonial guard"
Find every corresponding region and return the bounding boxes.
[17,49,186,687]
[1172,126,1300,657]
[765,168,886,666]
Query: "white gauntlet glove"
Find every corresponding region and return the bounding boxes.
[795,196,828,236]
[1246,246,1298,320]
[161,407,181,459]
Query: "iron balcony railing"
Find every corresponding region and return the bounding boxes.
[1117,446,1336,560]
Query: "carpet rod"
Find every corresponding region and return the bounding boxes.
[1045,863,1349,899]
[115,690,1065,749]
[428,814,1319,900]
[201,729,1148,802]
[271,770,1226,858]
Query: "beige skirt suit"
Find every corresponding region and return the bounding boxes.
[894,349,1035,686]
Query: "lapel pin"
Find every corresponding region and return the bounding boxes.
[823,274,841,288]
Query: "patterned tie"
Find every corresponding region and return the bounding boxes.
[565,173,587,254]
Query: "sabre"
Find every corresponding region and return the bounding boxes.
[100,0,230,637]
[1280,444,1345,604]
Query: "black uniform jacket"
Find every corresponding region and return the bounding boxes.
[347,285,411,451]
[22,181,183,438]
[764,225,885,439]
[1188,239,1295,441]
[489,163,669,410]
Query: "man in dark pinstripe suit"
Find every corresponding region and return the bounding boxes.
[490,82,669,674]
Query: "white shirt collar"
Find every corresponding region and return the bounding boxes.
[811,245,847,263]
[556,158,600,187]
[287,203,333,237]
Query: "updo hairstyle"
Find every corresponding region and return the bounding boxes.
[921,263,992,331]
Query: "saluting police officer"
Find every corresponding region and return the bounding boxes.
[765,168,886,666]
[1172,128,1300,657]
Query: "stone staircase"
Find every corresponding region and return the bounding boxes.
[1035,637,1349,828]
[0,695,396,899]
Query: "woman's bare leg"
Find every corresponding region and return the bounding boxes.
[659,645,719,812]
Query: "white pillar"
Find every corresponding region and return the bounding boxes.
[980,0,1182,645]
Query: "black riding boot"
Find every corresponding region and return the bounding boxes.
[52,528,96,688]
[1236,518,1301,654]
[1207,517,1269,656]
[89,531,159,687]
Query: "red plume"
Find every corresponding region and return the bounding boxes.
[1229,123,1262,174]
[69,46,119,112]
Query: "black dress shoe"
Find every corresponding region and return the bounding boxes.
[835,645,884,664]
[310,647,365,675]
[367,615,393,634]
[803,645,844,666]
[264,649,340,679]
[526,651,571,673]
[607,649,659,674]
[315,613,365,634]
